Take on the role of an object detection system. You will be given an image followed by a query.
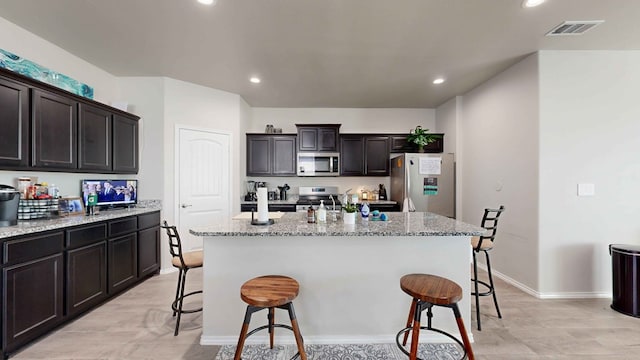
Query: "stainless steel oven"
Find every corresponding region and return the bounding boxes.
[297,152,340,176]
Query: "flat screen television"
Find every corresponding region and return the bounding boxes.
[82,179,138,208]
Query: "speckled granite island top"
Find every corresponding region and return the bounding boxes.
[190,211,484,237]
[0,204,162,239]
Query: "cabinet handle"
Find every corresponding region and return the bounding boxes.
[181,204,192,208]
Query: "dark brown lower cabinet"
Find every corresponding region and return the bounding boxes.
[3,253,64,354]
[1,211,159,359]
[138,226,160,278]
[66,241,107,316]
[108,233,138,293]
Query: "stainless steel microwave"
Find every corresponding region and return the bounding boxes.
[297,152,340,176]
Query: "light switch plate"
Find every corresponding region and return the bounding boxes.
[577,183,595,196]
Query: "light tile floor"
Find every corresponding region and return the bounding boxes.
[10,268,640,359]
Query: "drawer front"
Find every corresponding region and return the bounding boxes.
[108,217,138,237]
[3,231,64,265]
[66,223,107,249]
[138,211,160,230]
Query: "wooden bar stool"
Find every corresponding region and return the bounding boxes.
[396,274,475,360]
[233,275,307,360]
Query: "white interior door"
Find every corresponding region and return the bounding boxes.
[177,127,231,251]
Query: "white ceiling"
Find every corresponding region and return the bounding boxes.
[1,0,639,108]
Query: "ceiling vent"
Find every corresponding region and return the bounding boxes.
[546,20,604,36]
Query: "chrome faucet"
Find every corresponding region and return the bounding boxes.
[329,194,337,221]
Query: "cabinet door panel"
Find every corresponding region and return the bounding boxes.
[32,89,77,169]
[0,77,29,167]
[108,233,137,293]
[3,253,64,352]
[138,226,160,278]
[318,128,338,151]
[247,136,271,175]
[272,136,296,175]
[340,136,364,175]
[66,241,107,316]
[365,136,390,176]
[78,103,112,171]
[113,114,139,173]
[298,128,317,151]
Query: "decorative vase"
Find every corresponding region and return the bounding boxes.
[418,145,425,153]
[343,212,356,224]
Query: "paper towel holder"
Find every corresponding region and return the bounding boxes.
[251,208,275,226]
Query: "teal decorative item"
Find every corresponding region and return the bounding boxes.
[0,48,93,99]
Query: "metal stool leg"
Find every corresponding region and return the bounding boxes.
[484,251,502,319]
[286,303,307,360]
[452,304,475,360]
[472,250,482,331]
[174,268,188,336]
[173,268,184,317]
[234,306,259,360]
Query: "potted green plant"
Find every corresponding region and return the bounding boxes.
[406,126,441,153]
[342,200,358,224]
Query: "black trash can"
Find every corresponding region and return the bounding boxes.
[610,244,640,317]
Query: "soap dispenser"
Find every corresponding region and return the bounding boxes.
[317,200,327,223]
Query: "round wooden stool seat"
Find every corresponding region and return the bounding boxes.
[400,273,462,306]
[240,275,300,308]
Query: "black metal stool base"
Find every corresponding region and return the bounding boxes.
[171,289,203,314]
[396,326,467,360]
[234,304,305,360]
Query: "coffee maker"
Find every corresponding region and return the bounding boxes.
[244,181,257,201]
[0,185,20,227]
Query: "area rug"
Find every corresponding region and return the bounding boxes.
[215,343,462,360]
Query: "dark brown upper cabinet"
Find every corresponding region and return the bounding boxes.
[0,68,139,174]
[296,124,340,152]
[78,103,112,172]
[340,135,390,176]
[0,77,29,168]
[246,134,296,176]
[389,133,444,153]
[32,89,78,170]
[113,114,139,174]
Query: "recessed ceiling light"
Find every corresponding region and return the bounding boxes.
[432,78,445,85]
[198,0,217,5]
[522,0,545,8]
[250,77,261,84]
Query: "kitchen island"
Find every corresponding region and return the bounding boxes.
[190,212,484,346]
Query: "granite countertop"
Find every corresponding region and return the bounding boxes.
[190,212,484,237]
[0,203,162,239]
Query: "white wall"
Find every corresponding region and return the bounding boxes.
[459,53,540,292]
[0,16,125,195]
[250,108,435,134]
[435,96,462,218]
[539,51,640,296]
[0,16,120,104]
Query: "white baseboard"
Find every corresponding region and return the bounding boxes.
[200,332,474,346]
[160,267,177,275]
[476,263,611,299]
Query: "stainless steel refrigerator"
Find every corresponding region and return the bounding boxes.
[390,153,455,218]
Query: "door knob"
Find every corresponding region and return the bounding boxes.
[181,204,192,208]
